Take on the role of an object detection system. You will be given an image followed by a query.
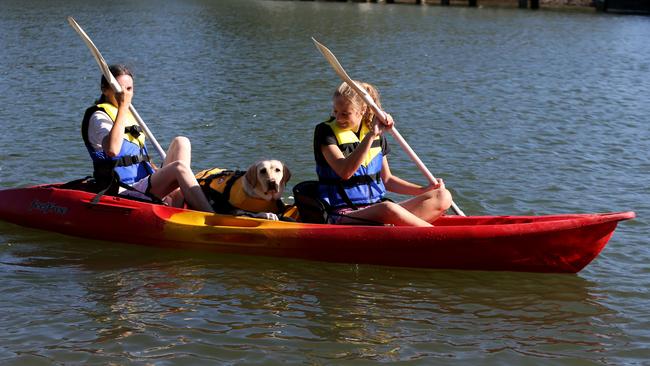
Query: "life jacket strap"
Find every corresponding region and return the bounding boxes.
[318,173,381,188]
[91,153,142,186]
[275,198,286,213]
[199,170,245,214]
[91,154,150,175]
[115,153,150,167]
[221,170,245,208]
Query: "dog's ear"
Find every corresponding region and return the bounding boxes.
[281,162,291,184]
[245,163,259,188]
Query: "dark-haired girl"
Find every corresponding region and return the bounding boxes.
[82,64,213,212]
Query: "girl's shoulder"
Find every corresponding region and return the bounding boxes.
[314,119,338,147]
[314,118,335,134]
[89,109,112,125]
[315,117,335,127]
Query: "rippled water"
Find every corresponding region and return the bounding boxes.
[1,0,649,364]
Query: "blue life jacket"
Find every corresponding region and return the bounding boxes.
[81,103,154,189]
[315,119,386,209]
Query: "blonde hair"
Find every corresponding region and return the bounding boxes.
[332,81,382,127]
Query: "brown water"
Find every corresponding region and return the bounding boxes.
[0,0,648,364]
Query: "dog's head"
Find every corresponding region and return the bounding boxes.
[244,159,291,201]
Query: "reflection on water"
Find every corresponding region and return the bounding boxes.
[0,234,628,363]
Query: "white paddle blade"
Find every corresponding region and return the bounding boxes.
[311,37,386,121]
[312,38,354,84]
[67,16,122,93]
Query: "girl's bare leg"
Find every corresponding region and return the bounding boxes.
[339,201,432,227]
[163,136,191,167]
[399,188,452,223]
[157,136,193,209]
[162,188,184,208]
[149,161,214,213]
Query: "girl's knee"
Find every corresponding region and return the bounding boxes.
[424,188,452,211]
[436,188,452,211]
[382,201,405,215]
[170,136,191,151]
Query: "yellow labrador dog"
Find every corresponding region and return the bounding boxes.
[195,159,291,220]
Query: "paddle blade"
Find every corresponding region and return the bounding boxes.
[311,38,354,84]
[311,37,386,121]
[67,16,122,93]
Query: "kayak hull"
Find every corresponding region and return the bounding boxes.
[0,184,635,273]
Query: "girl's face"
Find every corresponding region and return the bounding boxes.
[102,74,134,106]
[333,96,364,131]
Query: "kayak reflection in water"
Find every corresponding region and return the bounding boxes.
[313,81,451,227]
[80,64,214,212]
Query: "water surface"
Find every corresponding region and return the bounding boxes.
[0,0,648,364]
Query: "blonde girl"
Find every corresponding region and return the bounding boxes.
[313,81,451,226]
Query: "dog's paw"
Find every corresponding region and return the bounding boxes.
[257,212,279,221]
[234,210,279,221]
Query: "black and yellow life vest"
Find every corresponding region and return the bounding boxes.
[195,168,285,214]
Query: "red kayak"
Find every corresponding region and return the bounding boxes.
[0,183,634,273]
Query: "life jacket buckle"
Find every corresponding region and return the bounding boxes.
[125,125,141,138]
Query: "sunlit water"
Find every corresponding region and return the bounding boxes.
[0,0,648,364]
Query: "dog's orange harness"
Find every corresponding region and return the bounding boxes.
[195,168,284,214]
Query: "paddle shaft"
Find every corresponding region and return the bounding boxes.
[312,38,465,216]
[67,16,167,161]
[356,91,466,217]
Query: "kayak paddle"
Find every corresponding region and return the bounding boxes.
[312,38,466,216]
[67,16,167,161]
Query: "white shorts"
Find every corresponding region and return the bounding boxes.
[118,175,154,201]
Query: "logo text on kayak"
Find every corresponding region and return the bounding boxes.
[30,200,68,215]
